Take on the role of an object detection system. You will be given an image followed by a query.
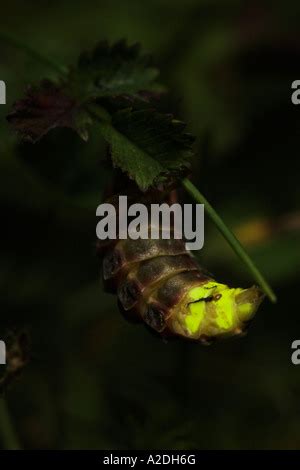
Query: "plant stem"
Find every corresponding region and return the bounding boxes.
[182,177,277,303]
[0,397,21,450]
[0,31,67,75]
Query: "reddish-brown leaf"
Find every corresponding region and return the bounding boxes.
[7,80,85,142]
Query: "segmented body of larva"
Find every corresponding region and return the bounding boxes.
[97,211,264,343]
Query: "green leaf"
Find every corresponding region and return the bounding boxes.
[96,107,195,191]
[69,39,162,100]
[7,38,193,191]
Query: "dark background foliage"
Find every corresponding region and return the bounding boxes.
[0,0,300,449]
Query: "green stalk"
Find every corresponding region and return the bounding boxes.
[0,31,67,75]
[0,398,21,450]
[182,177,277,303]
